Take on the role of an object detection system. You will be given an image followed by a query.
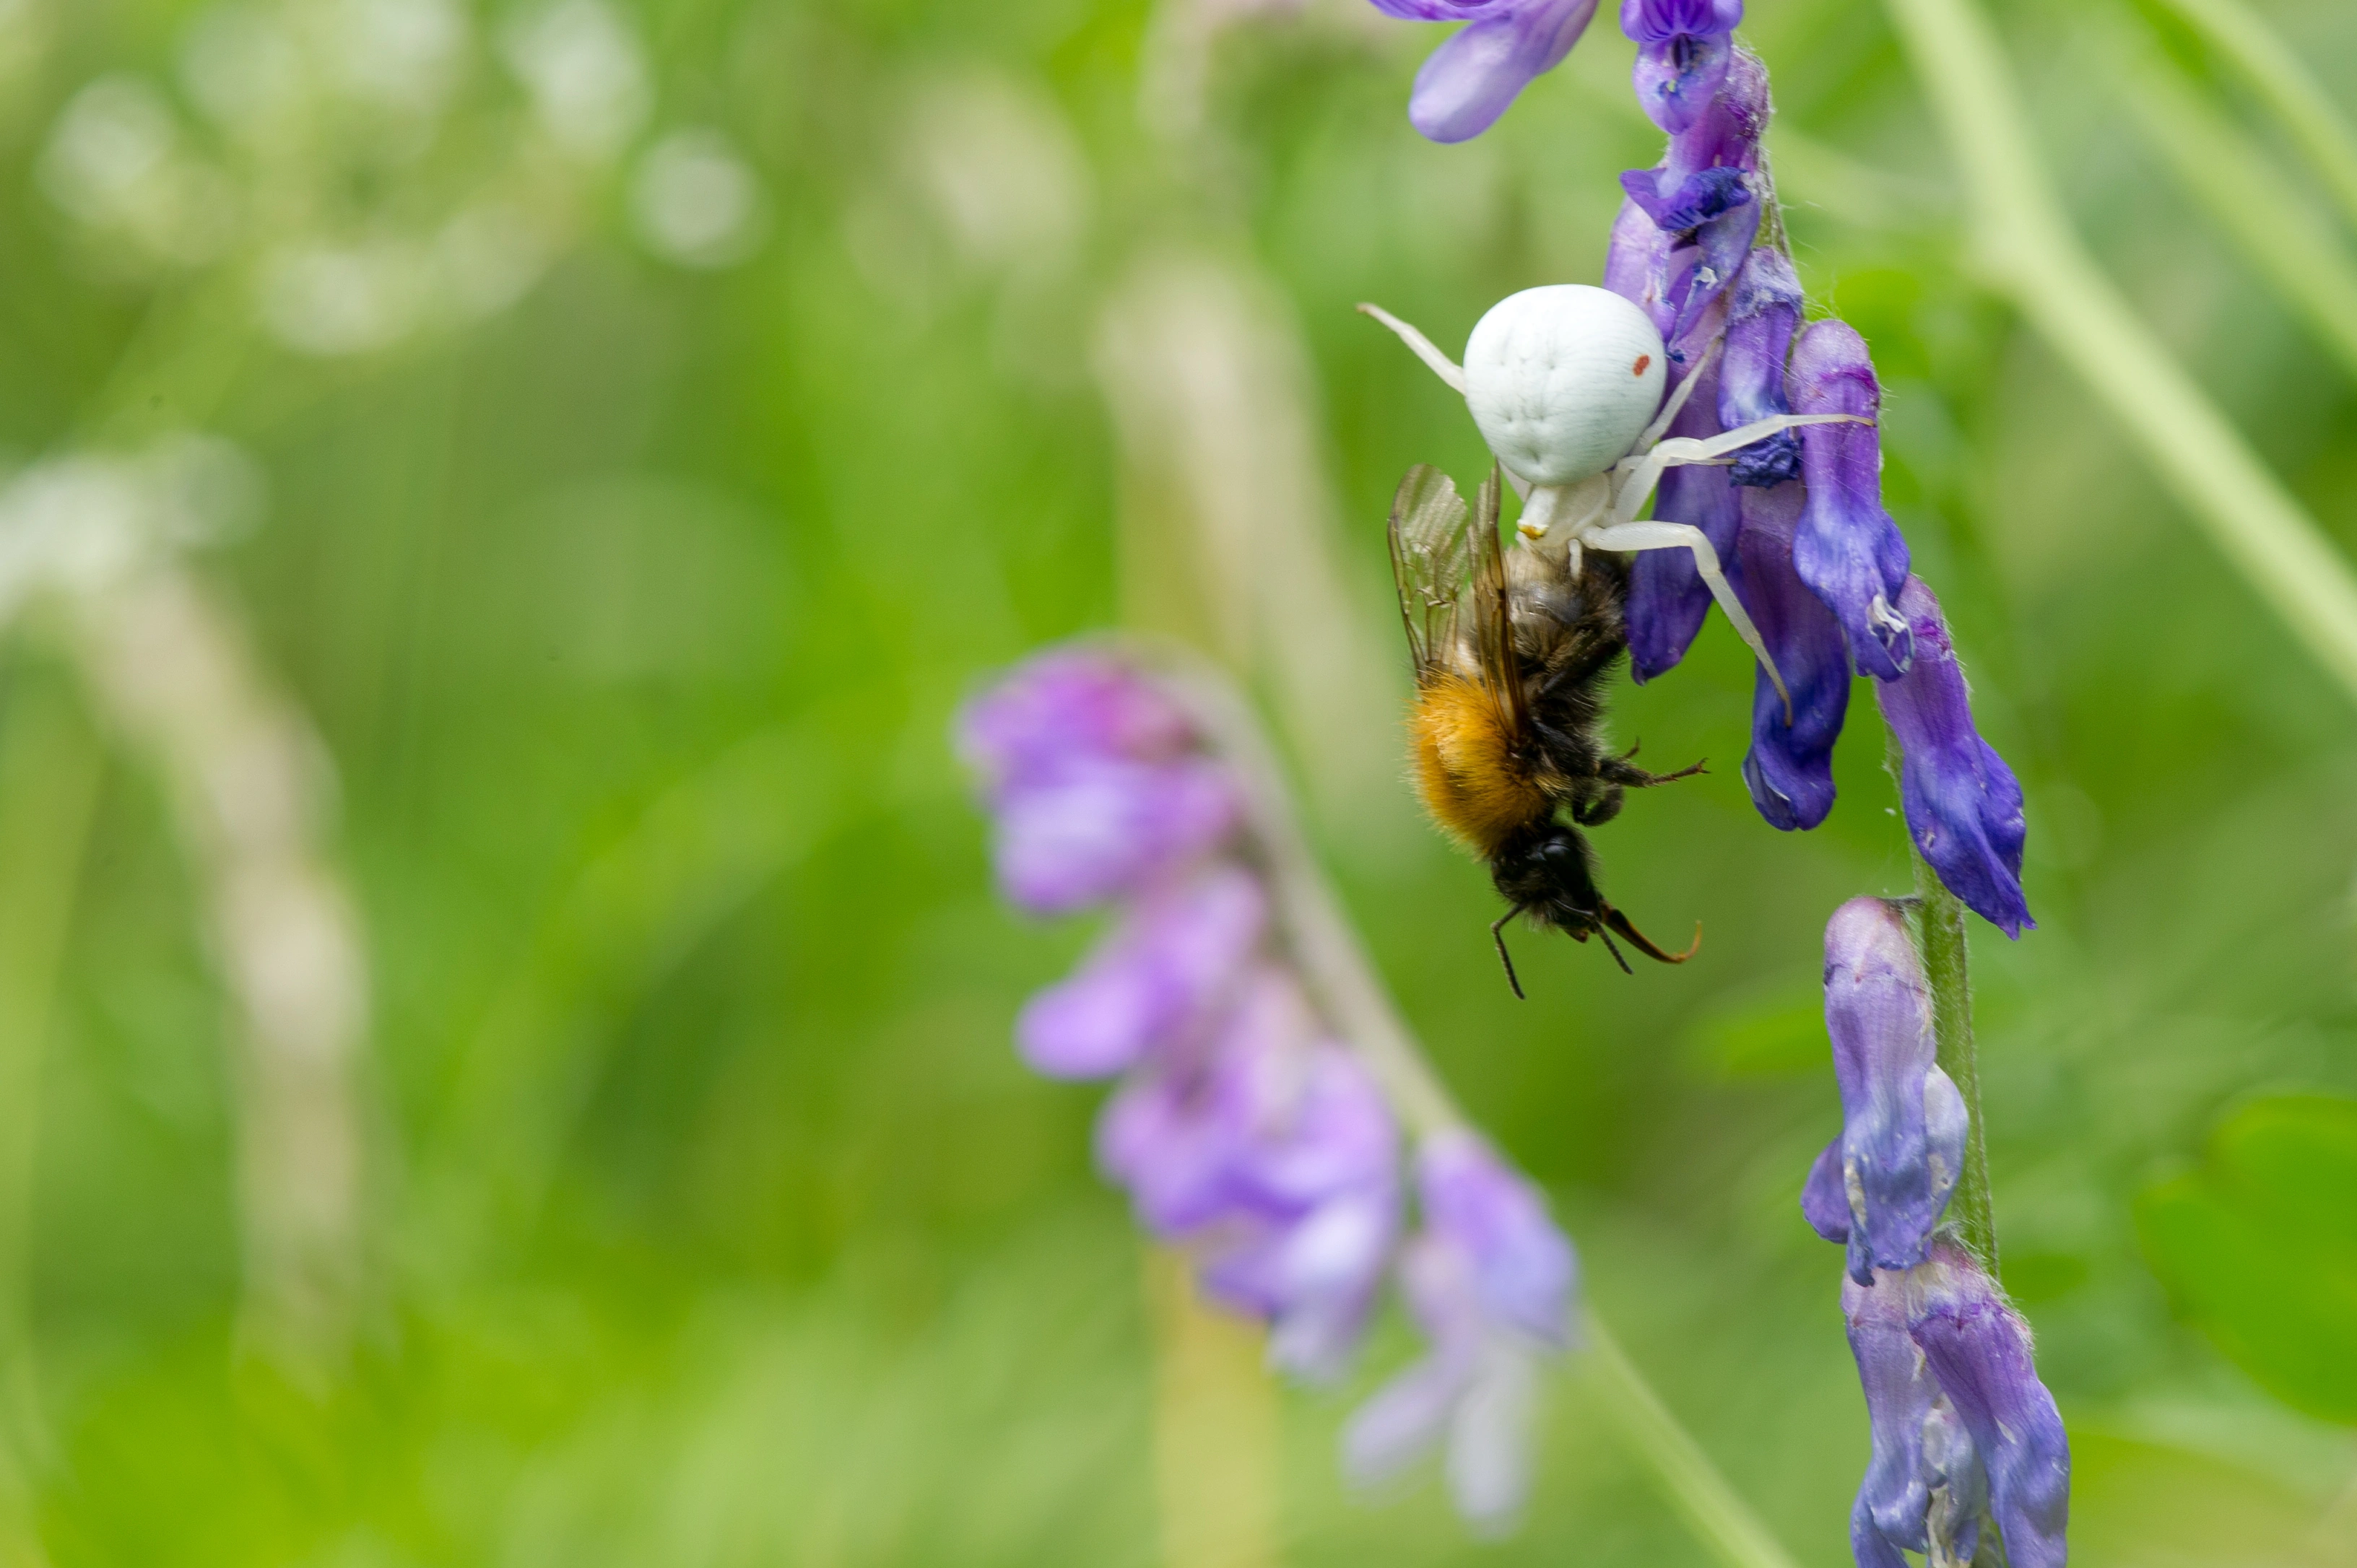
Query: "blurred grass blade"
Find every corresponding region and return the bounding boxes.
[2122,40,2357,383]
[1581,1310,1805,1568]
[2141,0,2357,232]
[1886,0,2357,709]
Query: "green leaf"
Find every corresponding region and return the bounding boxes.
[2137,1095,2357,1424]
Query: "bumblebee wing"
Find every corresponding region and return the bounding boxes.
[1467,466,1534,741]
[1386,464,1472,684]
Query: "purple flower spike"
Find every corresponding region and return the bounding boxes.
[1790,319,1914,681]
[1736,483,1849,830]
[1823,897,1969,1285]
[991,757,1239,915]
[1371,0,1603,144]
[1874,578,2035,938]
[1017,865,1265,1079]
[1617,48,1768,344]
[1908,1242,2072,1568]
[958,649,1196,794]
[1605,197,1675,339]
[1628,304,1740,681]
[1620,0,1743,133]
[1418,1131,1577,1346]
[1719,248,1805,487]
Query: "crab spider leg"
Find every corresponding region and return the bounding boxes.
[1355,302,1466,393]
[1631,337,1724,455]
[1607,414,1869,530]
[1583,519,1793,718]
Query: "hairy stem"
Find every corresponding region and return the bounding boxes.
[1909,850,1999,1274]
[1885,0,2357,709]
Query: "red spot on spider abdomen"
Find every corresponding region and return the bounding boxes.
[1633,354,1651,376]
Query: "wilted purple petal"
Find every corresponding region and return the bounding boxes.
[1395,0,1602,144]
[1802,1138,1849,1242]
[1875,578,2034,939]
[959,649,1197,794]
[1017,865,1265,1079]
[1790,319,1913,681]
[1719,248,1804,487]
[1823,897,1968,1284]
[1628,335,1740,682]
[1735,483,1848,829]
[1618,165,1750,233]
[1787,321,1912,681]
[1908,1242,2071,1568]
[992,757,1238,915]
[1419,1130,1576,1346]
[1620,0,1742,133]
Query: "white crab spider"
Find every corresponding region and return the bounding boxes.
[1359,284,1861,713]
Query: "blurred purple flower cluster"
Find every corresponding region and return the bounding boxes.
[1802,900,2070,1568]
[1371,0,2034,939]
[960,647,1577,1530]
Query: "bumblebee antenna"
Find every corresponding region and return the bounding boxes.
[1488,909,1527,1001]
[1594,922,1636,975]
[1604,906,1702,965]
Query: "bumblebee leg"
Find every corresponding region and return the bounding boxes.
[1572,786,1625,827]
[1584,519,1792,720]
[1603,905,1702,964]
[1489,910,1528,1001]
[1592,922,1636,975]
[1599,755,1707,789]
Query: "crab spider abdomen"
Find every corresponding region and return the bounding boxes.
[1464,285,1667,487]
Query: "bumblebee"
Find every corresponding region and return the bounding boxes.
[1389,463,1701,996]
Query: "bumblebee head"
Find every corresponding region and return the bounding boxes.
[1487,824,1698,996]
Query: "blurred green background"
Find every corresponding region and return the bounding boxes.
[0,0,2353,1562]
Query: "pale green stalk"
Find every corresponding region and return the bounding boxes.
[1885,0,2357,710]
[2123,45,2357,384]
[2144,0,2357,230]
[1910,849,1998,1273]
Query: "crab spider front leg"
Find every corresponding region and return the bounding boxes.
[1607,413,1870,530]
[1581,519,1792,718]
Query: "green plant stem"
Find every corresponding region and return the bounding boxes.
[2145,0,2357,230]
[1581,1311,1805,1568]
[1885,0,2357,709]
[1909,850,1999,1274]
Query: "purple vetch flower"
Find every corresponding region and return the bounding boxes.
[1016,860,1267,1079]
[958,648,1198,793]
[1906,1242,2072,1568]
[1614,47,1768,347]
[1621,0,1743,132]
[1719,248,1805,487]
[1841,1271,1987,1568]
[1875,577,2034,938]
[1343,1132,1575,1532]
[1815,897,1969,1285]
[1368,0,1603,144]
[1736,482,1849,830]
[1790,318,1914,681]
[990,757,1241,915]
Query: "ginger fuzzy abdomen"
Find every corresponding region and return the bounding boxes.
[1410,676,1549,855]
